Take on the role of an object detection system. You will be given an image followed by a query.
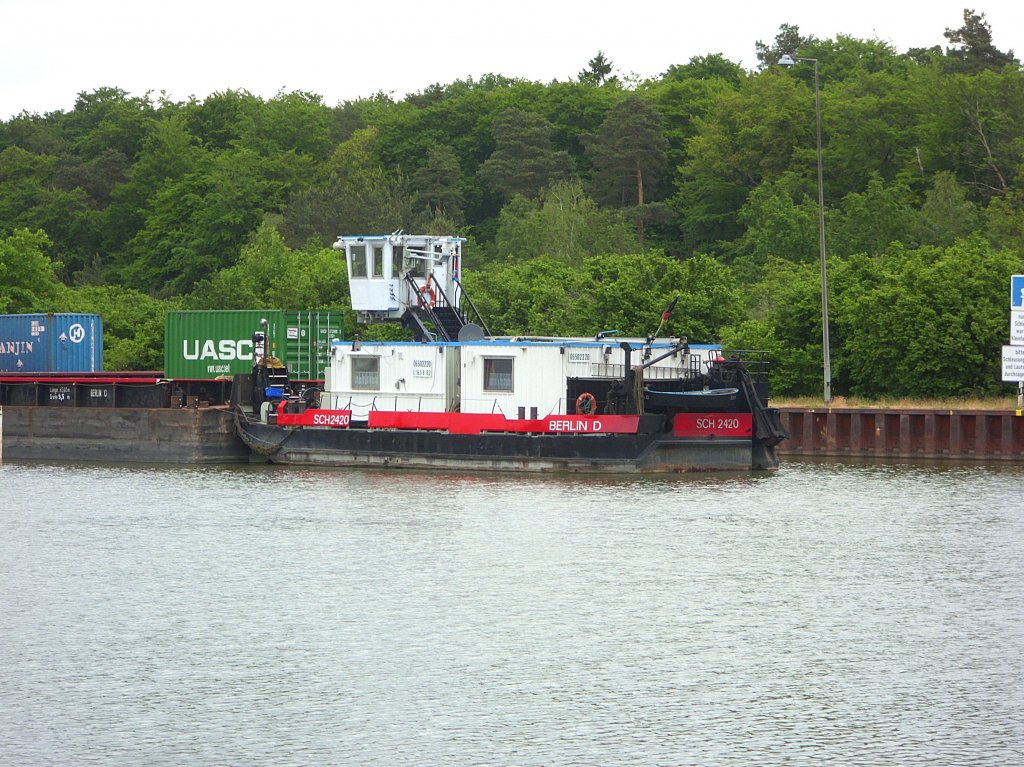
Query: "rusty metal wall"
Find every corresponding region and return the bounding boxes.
[777,408,1024,461]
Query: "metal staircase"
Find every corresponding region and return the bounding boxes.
[402,274,489,342]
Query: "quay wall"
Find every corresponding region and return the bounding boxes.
[777,407,1024,462]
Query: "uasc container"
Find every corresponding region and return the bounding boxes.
[164,310,345,380]
[164,310,287,380]
[0,313,103,373]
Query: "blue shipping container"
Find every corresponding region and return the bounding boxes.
[0,313,104,373]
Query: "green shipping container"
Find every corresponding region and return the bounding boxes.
[284,310,345,380]
[164,310,287,379]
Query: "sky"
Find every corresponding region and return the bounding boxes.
[2,1,1023,120]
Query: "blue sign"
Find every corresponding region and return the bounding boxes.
[1014,275,1024,310]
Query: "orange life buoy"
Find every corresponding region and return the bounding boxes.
[575,392,597,415]
[419,283,436,308]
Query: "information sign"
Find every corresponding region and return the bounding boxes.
[1013,274,1024,311]
[1012,312,1024,345]
[1002,345,1024,382]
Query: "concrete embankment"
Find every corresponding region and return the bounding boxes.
[777,407,1024,462]
[1,406,250,464]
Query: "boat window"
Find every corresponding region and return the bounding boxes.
[349,245,367,278]
[405,252,428,279]
[391,246,402,278]
[351,356,380,390]
[372,245,384,277]
[483,358,514,392]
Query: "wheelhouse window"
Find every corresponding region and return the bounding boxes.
[391,246,402,278]
[405,250,429,279]
[349,245,367,278]
[351,356,380,390]
[483,358,514,392]
[372,245,384,277]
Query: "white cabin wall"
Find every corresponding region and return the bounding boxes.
[460,344,566,418]
[327,342,450,418]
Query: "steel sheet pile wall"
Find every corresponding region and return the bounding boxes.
[777,408,1024,461]
[0,314,103,373]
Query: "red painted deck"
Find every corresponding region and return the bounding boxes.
[777,408,1024,461]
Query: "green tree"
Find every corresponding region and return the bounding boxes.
[0,229,63,312]
[122,145,290,295]
[943,9,1019,74]
[916,171,982,245]
[189,223,349,312]
[63,87,159,161]
[0,146,101,281]
[754,24,815,71]
[837,238,1021,397]
[281,127,413,247]
[831,174,917,256]
[738,257,826,395]
[728,176,818,270]
[492,179,636,264]
[478,108,574,201]
[578,51,616,86]
[584,95,667,248]
[412,143,465,224]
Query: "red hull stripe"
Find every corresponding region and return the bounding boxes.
[277,407,642,434]
[0,376,163,384]
[371,412,642,434]
[673,413,752,438]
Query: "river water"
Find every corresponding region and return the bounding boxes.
[1,459,1022,766]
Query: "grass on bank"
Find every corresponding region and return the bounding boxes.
[773,395,1022,411]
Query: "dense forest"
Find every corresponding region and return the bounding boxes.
[2,9,1023,398]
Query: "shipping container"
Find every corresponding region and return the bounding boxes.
[164,310,344,380]
[0,313,104,373]
[164,310,286,380]
[284,310,344,380]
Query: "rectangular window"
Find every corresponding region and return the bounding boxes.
[373,245,384,277]
[483,358,514,391]
[391,246,402,278]
[351,356,380,390]
[405,253,428,279]
[349,245,367,278]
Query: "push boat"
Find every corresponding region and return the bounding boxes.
[234,234,787,473]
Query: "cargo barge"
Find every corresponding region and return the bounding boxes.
[0,309,342,464]
[234,233,788,473]
[0,372,248,463]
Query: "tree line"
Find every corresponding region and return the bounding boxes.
[1,9,1023,398]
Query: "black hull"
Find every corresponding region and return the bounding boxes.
[236,412,780,473]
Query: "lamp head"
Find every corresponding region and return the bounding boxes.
[778,54,796,68]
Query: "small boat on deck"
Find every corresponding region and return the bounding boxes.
[643,387,742,411]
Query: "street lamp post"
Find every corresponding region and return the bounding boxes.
[779,54,832,404]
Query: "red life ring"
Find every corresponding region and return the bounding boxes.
[419,283,436,308]
[575,392,597,415]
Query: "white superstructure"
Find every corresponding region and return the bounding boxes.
[325,338,722,420]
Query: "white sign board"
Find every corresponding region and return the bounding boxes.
[1013,312,1024,345]
[1013,274,1024,311]
[1002,345,1024,382]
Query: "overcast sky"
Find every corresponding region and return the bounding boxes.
[2,1,1022,120]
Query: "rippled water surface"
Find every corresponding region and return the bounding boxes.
[2,459,1023,766]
